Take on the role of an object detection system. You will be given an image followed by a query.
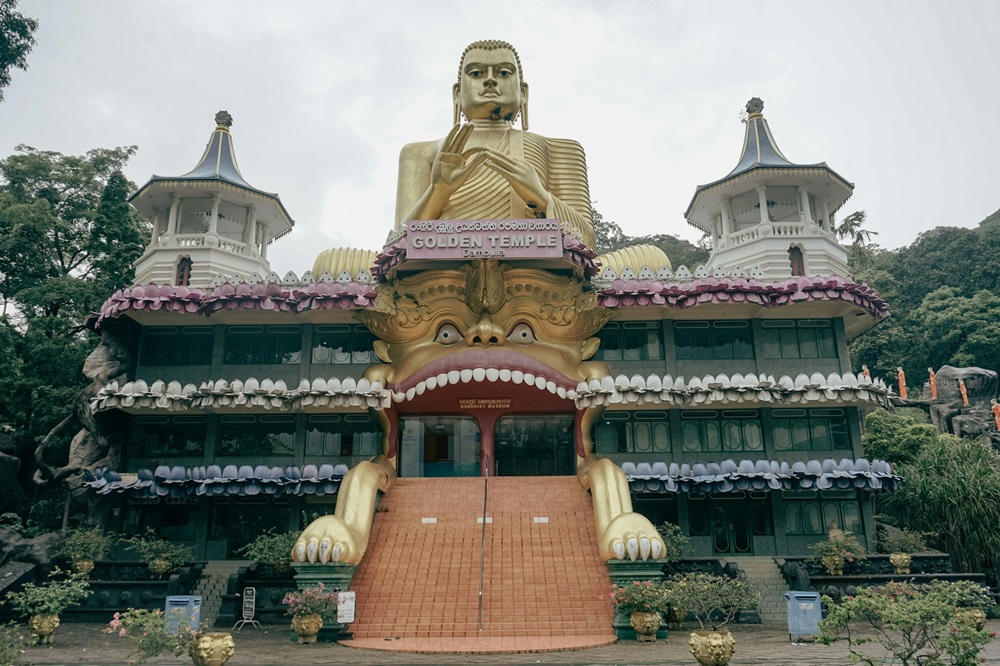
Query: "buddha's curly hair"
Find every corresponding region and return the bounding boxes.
[457,40,524,83]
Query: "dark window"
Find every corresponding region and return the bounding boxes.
[312,325,376,365]
[594,411,671,454]
[674,321,753,361]
[679,410,763,453]
[175,257,193,286]
[595,322,663,362]
[305,414,381,457]
[140,327,214,366]
[788,246,805,276]
[761,320,837,359]
[224,325,301,364]
[772,409,849,451]
[218,415,295,456]
[130,416,207,457]
[782,491,863,535]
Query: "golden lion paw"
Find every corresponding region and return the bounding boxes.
[600,512,666,561]
[292,516,364,564]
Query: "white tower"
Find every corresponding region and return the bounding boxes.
[685,98,853,280]
[129,111,294,287]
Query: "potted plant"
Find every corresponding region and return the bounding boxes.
[283,583,339,644]
[878,527,929,574]
[236,529,299,575]
[106,608,235,666]
[664,572,760,666]
[4,568,90,645]
[609,580,669,642]
[121,528,194,577]
[57,527,114,574]
[808,531,867,575]
[0,622,27,666]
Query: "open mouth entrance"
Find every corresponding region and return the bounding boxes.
[397,413,575,477]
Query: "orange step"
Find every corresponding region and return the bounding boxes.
[346,476,615,645]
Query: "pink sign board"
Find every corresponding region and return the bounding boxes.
[406,219,563,259]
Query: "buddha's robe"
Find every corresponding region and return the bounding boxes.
[395,129,596,250]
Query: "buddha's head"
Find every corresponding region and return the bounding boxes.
[454,40,528,128]
[360,260,610,396]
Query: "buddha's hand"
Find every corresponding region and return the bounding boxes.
[599,512,667,562]
[430,123,490,196]
[476,147,552,214]
[292,515,364,564]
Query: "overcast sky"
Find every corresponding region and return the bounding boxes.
[2,0,998,276]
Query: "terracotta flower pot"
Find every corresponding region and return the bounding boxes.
[189,631,236,666]
[29,614,60,645]
[689,629,736,666]
[629,611,661,642]
[291,613,323,644]
[889,552,911,574]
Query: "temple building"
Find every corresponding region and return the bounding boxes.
[79,44,894,643]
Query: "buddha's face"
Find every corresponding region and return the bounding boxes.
[454,47,525,123]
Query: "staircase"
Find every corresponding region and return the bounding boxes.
[192,559,251,628]
[345,477,616,651]
[733,556,789,624]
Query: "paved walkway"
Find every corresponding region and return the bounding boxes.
[13,621,1000,665]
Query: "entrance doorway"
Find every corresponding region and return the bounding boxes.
[711,502,753,555]
[398,416,480,477]
[690,496,773,556]
[494,415,575,476]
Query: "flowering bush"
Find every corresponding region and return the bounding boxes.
[819,580,994,666]
[105,608,195,665]
[808,531,867,570]
[609,580,669,615]
[663,572,760,630]
[283,583,339,620]
[3,568,90,617]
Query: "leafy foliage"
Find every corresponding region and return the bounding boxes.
[878,527,931,555]
[236,529,299,570]
[57,527,113,562]
[3,568,90,617]
[655,521,690,562]
[808,531,868,571]
[121,528,194,573]
[0,621,27,666]
[862,409,938,466]
[591,206,710,267]
[105,608,195,665]
[663,572,759,630]
[819,580,994,666]
[0,0,37,103]
[880,435,1000,583]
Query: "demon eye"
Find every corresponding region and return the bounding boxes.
[435,323,462,345]
[506,322,536,345]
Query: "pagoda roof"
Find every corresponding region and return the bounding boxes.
[129,111,294,230]
[685,98,853,226]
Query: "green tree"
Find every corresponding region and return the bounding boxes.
[591,207,710,268]
[836,210,880,269]
[0,145,145,510]
[591,207,628,254]
[910,287,1000,373]
[0,0,37,103]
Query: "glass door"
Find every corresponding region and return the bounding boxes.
[711,502,754,555]
[494,415,575,476]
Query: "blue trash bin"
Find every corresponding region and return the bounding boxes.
[165,595,201,634]
[784,591,822,642]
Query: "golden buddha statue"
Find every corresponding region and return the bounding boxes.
[292,43,665,567]
[394,39,597,249]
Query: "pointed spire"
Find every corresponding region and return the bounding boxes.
[726,98,795,177]
[178,110,258,190]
